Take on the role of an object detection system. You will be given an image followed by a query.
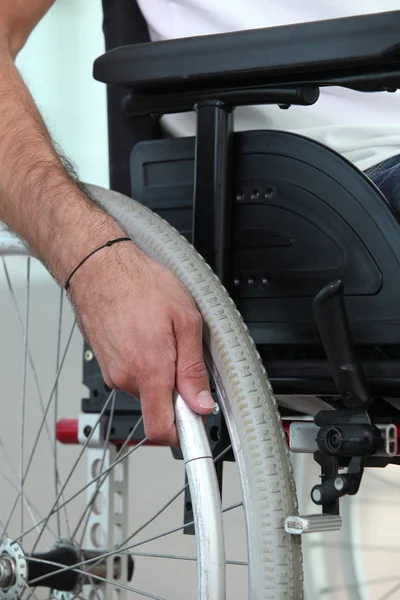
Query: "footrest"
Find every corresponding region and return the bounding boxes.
[284,514,342,534]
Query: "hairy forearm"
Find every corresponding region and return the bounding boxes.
[0,45,125,283]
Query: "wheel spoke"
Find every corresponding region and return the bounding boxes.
[27,501,243,585]
[72,412,144,542]
[23,580,41,600]
[2,259,57,460]
[377,582,400,600]
[119,442,232,550]
[20,257,30,536]
[75,392,117,543]
[54,286,63,539]
[1,321,76,539]
[309,541,400,553]
[0,438,56,543]
[84,442,236,583]
[23,320,76,489]
[107,414,144,458]
[123,551,247,566]
[25,556,169,600]
[213,443,233,463]
[29,389,116,553]
[319,575,400,595]
[0,467,55,545]
[2,286,241,597]
[73,429,230,567]
[54,287,71,539]
[119,481,188,550]
[3,261,72,540]
[15,431,146,545]
[119,501,242,554]
[353,497,400,506]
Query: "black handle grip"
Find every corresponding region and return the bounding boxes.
[313,280,372,409]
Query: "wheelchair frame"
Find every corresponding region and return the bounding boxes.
[87,1,400,531]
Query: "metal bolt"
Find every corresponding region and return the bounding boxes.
[250,189,259,201]
[248,277,255,284]
[83,426,92,438]
[233,278,241,286]
[264,188,274,201]
[85,350,94,362]
[334,477,345,491]
[212,403,220,416]
[0,557,15,589]
[311,487,322,503]
[262,277,269,285]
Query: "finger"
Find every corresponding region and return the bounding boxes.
[175,311,214,415]
[138,377,179,447]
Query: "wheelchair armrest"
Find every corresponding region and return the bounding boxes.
[94,10,400,104]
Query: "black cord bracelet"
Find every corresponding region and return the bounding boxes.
[64,237,131,291]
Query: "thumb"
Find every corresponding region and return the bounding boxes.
[175,316,215,415]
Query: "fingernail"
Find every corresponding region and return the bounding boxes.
[196,390,215,410]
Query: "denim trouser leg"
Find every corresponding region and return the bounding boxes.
[366,154,400,216]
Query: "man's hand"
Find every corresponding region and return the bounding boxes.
[68,240,215,446]
[0,1,216,445]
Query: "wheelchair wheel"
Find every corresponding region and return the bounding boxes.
[0,185,302,600]
[293,452,400,600]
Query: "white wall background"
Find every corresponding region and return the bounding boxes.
[17,0,109,188]
[10,0,108,285]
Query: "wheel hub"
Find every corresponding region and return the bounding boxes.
[0,538,84,600]
[27,539,82,593]
[0,539,26,600]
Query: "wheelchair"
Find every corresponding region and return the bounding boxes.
[89,4,400,598]
[0,5,398,600]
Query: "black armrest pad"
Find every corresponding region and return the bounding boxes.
[94,11,400,93]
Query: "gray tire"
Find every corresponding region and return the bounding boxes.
[88,184,304,599]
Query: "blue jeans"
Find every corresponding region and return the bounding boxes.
[367,154,400,216]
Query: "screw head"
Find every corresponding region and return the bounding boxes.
[212,403,220,416]
[334,477,345,491]
[250,189,259,201]
[311,487,322,504]
[85,350,94,362]
[83,425,92,438]
[264,188,274,201]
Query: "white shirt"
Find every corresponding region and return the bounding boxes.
[136,0,400,171]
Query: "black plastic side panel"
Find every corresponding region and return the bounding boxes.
[131,130,400,346]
